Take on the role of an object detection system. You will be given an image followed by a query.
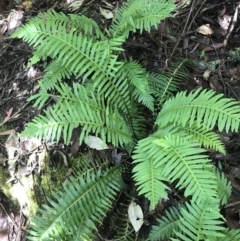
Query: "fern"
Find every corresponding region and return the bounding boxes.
[156,88,240,132]
[216,228,240,241]
[133,147,170,207]
[148,206,181,240]
[107,200,136,241]
[149,199,225,241]
[133,134,218,206]
[110,0,175,38]
[215,168,231,206]
[27,166,123,240]
[149,58,193,105]
[10,0,240,240]
[180,121,226,154]
[24,82,133,146]
[11,10,123,84]
[175,198,225,240]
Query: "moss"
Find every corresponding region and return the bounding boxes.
[0,165,12,198]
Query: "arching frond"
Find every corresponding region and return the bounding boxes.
[123,61,154,111]
[150,198,225,241]
[156,88,240,132]
[149,58,193,106]
[133,140,169,207]
[133,134,218,207]
[12,10,106,41]
[110,0,176,38]
[175,199,225,241]
[180,121,226,154]
[27,166,123,241]
[91,61,154,115]
[215,169,231,205]
[40,60,72,90]
[108,200,136,241]
[153,135,218,203]
[217,228,240,241]
[148,206,181,241]
[11,11,122,84]
[22,83,132,146]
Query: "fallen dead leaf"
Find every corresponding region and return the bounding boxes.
[100,7,114,19]
[0,129,15,136]
[1,108,13,125]
[204,43,223,51]
[196,24,213,35]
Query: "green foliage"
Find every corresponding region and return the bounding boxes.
[156,88,240,133]
[149,58,192,105]
[229,47,240,62]
[28,166,123,240]
[11,0,240,240]
[107,199,136,240]
[24,82,133,146]
[148,198,225,241]
[109,0,175,38]
[148,205,181,240]
[149,198,225,241]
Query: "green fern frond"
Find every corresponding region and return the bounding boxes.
[215,169,231,205]
[110,0,176,38]
[11,10,122,82]
[156,88,240,132]
[109,201,135,241]
[27,49,45,67]
[123,61,154,111]
[12,10,106,41]
[22,83,133,146]
[92,60,154,114]
[133,136,170,207]
[149,58,193,105]
[175,198,225,241]
[40,60,72,90]
[149,198,225,241]
[217,228,240,241]
[93,64,133,113]
[133,133,218,206]
[69,154,110,176]
[27,166,123,241]
[153,135,218,203]
[148,206,181,241]
[127,109,147,140]
[180,121,226,154]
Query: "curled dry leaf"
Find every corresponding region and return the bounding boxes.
[196,24,213,35]
[100,7,114,19]
[203,69,211,80]
[128,201,144,233]
[84,135,109,150]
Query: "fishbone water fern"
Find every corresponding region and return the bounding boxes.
[11,0,240,240]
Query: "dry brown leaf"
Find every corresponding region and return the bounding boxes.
[203,69,211,80]
[196,24,213,35]
[2,108,13,124]
[0,129,15,136]
[99,7,114,19]
[204,43,223,51]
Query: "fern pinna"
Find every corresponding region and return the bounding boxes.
[11,0,240,240]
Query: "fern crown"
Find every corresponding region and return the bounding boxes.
[11,0,240,240]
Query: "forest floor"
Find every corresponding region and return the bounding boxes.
[1,0,240,240]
